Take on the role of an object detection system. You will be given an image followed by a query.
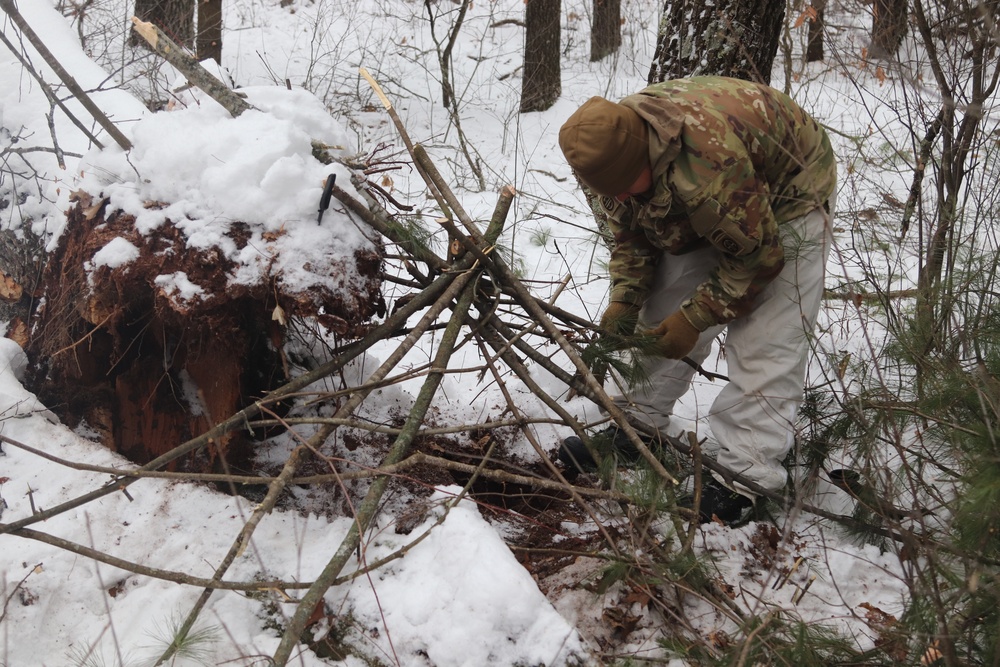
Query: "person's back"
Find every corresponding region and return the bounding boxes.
[621,76,836,223]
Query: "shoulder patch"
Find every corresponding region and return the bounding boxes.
[599,195,618,214]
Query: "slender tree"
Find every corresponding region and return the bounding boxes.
[648,0,785,84]
[806,0,827,63]
[197,0,223,64]
[521,0,561,112]
[869,0,908,59]
[591,0,622,61]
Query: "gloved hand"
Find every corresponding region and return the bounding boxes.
[649,311,700,359]
[598,302,640,337]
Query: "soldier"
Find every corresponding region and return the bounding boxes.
[557,76,837,526]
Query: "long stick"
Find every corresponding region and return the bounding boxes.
[271,266,485,665]
[359,67,452,218]
[0,0,132,150]
[0,28,104,149]
[130,17,252,118]
[412,145,679,486]
[0,264,464,537]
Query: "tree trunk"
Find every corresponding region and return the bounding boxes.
[648,0,785,84]
[521,0,561,113]
[806,0,826,62]
[870,0,908,59]
[591,0,621,62]
[133,0,195,49]
[197,0,223,64]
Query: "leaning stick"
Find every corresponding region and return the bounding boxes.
[130,17,253,117]
[0,28,104,149]
[0,0,131,150]
[359,67,452,218]
[271,252,494,666]
[413,145,679,486]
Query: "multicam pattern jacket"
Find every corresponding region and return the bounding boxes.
[601,76,837,331]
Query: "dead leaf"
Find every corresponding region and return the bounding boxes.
[838,353,851,379]
[263,223,287,242]
[602,606,641,640]
[859,601,907,661]
[0,271,22,302]
[69,189,93,208]
[304,601,327,629]
[83,197,108,221]
[6,318,28,349]
[622,588,652,608]
[708,629,732,649]
[793,6,817,29]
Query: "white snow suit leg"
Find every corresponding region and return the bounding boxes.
[610,244,726,433]
[612,201,833,492]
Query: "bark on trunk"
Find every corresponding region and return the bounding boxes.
[591,0,622,62]
[521,0,562,112]
[648,0,785,84]
[870,0,908,59]
[197,0,223,64]
[806,0,827,62]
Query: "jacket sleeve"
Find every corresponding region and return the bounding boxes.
[679,162,786,330]
[605,201,660,306]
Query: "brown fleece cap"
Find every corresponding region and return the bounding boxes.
[558,96,649,197]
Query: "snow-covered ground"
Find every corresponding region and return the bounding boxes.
[0,0,927,664]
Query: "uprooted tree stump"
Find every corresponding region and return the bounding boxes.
[23,192,383,473]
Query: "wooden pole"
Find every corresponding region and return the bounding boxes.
[130,17,252,117]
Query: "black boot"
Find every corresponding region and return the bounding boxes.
[682,477,754,526]
[557,425,657,472]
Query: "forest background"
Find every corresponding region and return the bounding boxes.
[1,0,998,665]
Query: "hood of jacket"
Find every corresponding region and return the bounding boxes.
[619,92,686,182]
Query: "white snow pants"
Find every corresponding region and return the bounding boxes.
[612,200,833,493]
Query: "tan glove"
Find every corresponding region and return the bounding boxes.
[598,302,640,337]
[649,311,700,359]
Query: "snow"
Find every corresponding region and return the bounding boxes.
[0,0,922,665]
[76,85,374,301]
[92,237,140,269]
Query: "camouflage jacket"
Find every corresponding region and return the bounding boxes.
[601,76,837,330]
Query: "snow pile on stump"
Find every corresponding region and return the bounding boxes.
[25,86,384,470]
